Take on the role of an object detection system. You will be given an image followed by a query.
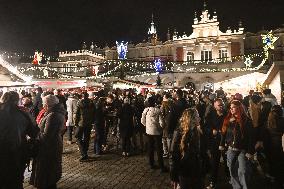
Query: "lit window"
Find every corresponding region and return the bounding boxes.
[201,50,212,61]
[219,49,228,59]
[186,52,194,61]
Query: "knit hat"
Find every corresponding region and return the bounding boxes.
[234,93,243,101]
[43,94,59,107]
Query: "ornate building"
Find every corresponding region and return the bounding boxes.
[12,4,284,94]
[105,7,245,63]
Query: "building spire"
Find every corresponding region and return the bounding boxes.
[148,13,157,35]
[166,28,171,41]
[203,1,207,10]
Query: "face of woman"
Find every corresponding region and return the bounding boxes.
[22,97,31,105]
[230,104,238,116]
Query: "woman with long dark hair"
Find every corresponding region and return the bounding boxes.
[220,100,254,189]
[169,108,203,189]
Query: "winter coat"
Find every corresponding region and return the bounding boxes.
[118,104,135,138]
[0,104,39,188]
[34,92,43,117]
[66,96,78,126]
[263,94,278,106]
[169,126,201,182]
[160,100,174,137]
[249,100,261,128]
[220,118,255,154]
[94,102,106,135]
[141,106,164,135]
[29,103,66,188]
[204,108,226,150]
[75,98,95,127]
[168,98,188,136]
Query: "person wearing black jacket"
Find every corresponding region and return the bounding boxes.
[74,92,95,161]
[168,89,188,138]
[118,98,135,156]
[94,97,106,155]
[0,91,39,189]
[219,100,254,189]
[204,98,226,188]
[169,108,203,189]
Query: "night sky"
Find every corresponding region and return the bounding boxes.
[0,0,283,55]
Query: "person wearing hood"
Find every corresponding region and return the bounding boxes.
[141,96,167,172]
[30,94,66,189]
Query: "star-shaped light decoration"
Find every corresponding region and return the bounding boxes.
[244,57,253,68]
[261,31,278,51]
[255,31,279,70]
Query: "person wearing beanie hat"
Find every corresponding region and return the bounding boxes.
[42,94,59,108]
[30,94,66,189]
[234,93,243,102]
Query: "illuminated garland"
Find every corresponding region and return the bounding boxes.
[15,31,279,80]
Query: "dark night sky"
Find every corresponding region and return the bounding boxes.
[0,0,283,55]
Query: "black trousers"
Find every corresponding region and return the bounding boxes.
[0,156,26,189]
[121,136,131,153]
[179,176,202,189]
[147,135,164,168]
[75,126,92,157]
[66,126,74,141]
[209,148,221,184]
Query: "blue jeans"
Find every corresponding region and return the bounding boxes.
[227,150,250,189]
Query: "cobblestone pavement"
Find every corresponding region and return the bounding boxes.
[23,135,278,189]
[23,135,172,189]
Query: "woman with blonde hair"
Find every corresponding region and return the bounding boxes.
[219,100,254,189]
[169,108,203,189]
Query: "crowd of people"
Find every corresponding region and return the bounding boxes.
[0,86,283,189]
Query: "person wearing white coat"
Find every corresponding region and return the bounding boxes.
[141,96,167,172]
[66,94,78,144]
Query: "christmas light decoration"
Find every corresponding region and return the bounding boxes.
[116,41,128,60]
[0,56,32,82]
[32,51,42,65]
[255,31,279,70]
[154,59,162,73]
[244,57,253,68]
